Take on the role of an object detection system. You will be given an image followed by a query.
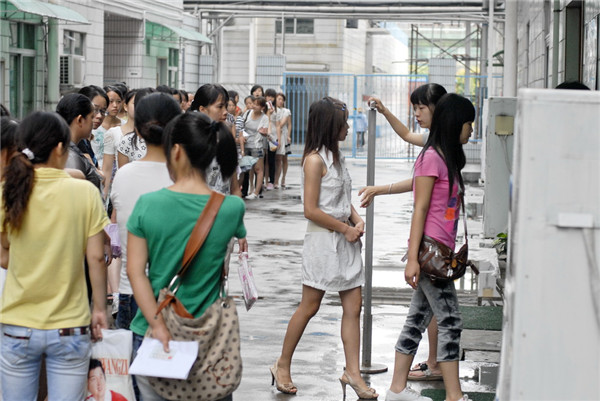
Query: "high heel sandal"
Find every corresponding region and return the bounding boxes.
[339,372,378,400]
[269,360,298,395]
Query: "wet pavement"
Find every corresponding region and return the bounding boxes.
[228,157,500,401]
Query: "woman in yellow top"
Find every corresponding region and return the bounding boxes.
[0,111,109,401]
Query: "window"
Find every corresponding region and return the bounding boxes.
[346,19,359,29]
[9,22,36,118]
[168,48,179,87]
[9,22,35,49]
[275,18,314,34]
[63,30,85,55]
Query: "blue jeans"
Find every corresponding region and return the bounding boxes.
[115,293,139,330]
[0,324,91,401]
[132,334,233,401]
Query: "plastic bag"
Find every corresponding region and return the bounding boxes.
[89,329,135,401]
[104,223,122,258]
[237,252,258,311]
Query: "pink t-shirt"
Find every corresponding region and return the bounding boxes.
[413,148,461,249]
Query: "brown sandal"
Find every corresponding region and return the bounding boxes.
[408,362,443,381]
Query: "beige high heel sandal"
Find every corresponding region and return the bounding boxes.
[339,371,378,400]
[269,360,298,395]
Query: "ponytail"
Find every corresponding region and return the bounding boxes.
[2,112,70,231]
[135,93,181,145]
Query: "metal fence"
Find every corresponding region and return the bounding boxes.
[281,72,502,163]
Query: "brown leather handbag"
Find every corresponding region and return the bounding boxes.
[146,192,242,401]
[417,194,479,283]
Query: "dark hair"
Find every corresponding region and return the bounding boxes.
[163,112,237,180]
[556,81,591,90]
[419,93,475,198]
[78,86,109,106]
[244,95,253,104]
[276,92,286,102]
[410,83,447,108]
[189,84,229,112]
[302,97,348,166]
[124,89,137,106]
[254,96,267,113]
[113,82,129,99]
[250,85,263,97]
[228,90,238,101]
[3,112,70,231]
[264,88,277,98]
[134,87,156,105]
[56,93,93,125]
[1,117,19,158]
[156,85,172,94]
[0,104,10,117]
[103,85,124,100]
[134,93,182,146]
[179,89,189,103]
[89,358,105,375]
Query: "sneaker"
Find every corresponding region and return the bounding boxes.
[266,183,274,190]
[245,193,258,200]
[385,387,433,401]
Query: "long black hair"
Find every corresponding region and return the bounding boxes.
[189,84,229,112]
[302,96,348,166]
[419,93,475,197]
[56,93,93,126]
[163,112,237,180]
[2,112,70,231]
[410,83,447,108]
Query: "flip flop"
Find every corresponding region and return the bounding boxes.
[408,362,443,381]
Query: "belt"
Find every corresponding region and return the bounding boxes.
[306,220,351,233]
[3,326,89,340]
[58,326,89,336]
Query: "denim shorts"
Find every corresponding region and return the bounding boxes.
[0,324,91,401]
[245,148,264,158]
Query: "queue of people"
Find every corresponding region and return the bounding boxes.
[0,80,480,401]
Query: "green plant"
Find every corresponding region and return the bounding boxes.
[493,232,507,255]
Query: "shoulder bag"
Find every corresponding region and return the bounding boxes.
[146,192,242,401]
[417,193,479,283]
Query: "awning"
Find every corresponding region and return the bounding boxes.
[2,0,89,24]
[162,23,212,44]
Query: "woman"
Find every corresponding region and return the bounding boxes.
[271,97,376,399]
[274,92,292,189]
[240,96,270,199]
[250,84,264,98]
[359,84,448,382]
[102,86,124,131]
[57,93,103,191]
[384,94,474,401]
[111,93,182,331]
[190,84,242,197]
[0,112,109,400]
[79,86,109,168]
[127,112,247,401]
[116,88,154,169]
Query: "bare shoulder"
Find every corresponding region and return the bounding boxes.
[303,152,326,177]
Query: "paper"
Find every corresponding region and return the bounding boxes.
[129,338,198,379]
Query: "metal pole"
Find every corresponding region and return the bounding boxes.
[47,18,59,111]
[487,0,495,97]
[503,0,517,96]
[360,106,388,374]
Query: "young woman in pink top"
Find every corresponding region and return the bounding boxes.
[384,94,475,401]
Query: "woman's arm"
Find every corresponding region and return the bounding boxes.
[230,174,242,197]
[405,176,435,289]
[1,232,9,268]
[303,154,362,243]
[102,153,115,197]
[86,231,108,340]
[358,178,413,208]
[287,115,292,143]
[368,97,425,147]
[127,232,171,352]
[117,151,129,169]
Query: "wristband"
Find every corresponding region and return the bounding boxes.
[388,183,393,194]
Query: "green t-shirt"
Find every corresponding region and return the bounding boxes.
[127,188,246,336]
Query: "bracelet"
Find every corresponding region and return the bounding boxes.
[388,183,393,194]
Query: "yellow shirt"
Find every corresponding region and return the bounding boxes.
[0,168,109,329]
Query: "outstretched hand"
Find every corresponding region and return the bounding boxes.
[367,97,387,115]
[358,186,377,208]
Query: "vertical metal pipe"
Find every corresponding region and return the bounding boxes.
[249,18,256,83]
[503,0,518,97]
[352,75,357,158]
[487,0,495,97]
[47,18,59,111]
[465,22,471,98]
[552,0,560,87]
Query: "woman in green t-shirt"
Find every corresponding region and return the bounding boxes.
[127,112,247,401]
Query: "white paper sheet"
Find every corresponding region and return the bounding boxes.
[129,338,198,379]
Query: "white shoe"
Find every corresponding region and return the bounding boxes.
[445,396,473,401]
[385,386,433,401]
[245,193,258,200]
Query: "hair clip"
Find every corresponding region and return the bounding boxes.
[22,148,35,160]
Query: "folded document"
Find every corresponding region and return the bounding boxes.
[129,338,198,379]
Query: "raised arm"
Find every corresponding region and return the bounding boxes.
[358,178,413,208]
[368,97,425,147]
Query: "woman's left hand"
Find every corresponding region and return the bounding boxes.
[404,259,420,290]
[238,237,248,253]
[151,321,172,353]
[354,220,365,237]
[90,308,108,342]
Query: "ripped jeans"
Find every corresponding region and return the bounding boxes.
[395,277,463,362]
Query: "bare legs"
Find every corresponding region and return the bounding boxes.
[252,158,264,196]
[274,154,283,187]
[275,285,372,393]
[281,155,288,186]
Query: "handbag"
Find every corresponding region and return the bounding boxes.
[90,329,135,401]
[417,194,479,283]
[146,192,242,401]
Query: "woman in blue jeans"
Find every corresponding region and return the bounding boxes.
[0,112,109,401]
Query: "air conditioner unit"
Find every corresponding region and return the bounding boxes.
[60,55,85,86]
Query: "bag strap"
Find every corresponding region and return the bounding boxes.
[177,191,225,279]
[460,192,468,246]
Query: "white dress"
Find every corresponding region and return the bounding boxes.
[301,147,364,291]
